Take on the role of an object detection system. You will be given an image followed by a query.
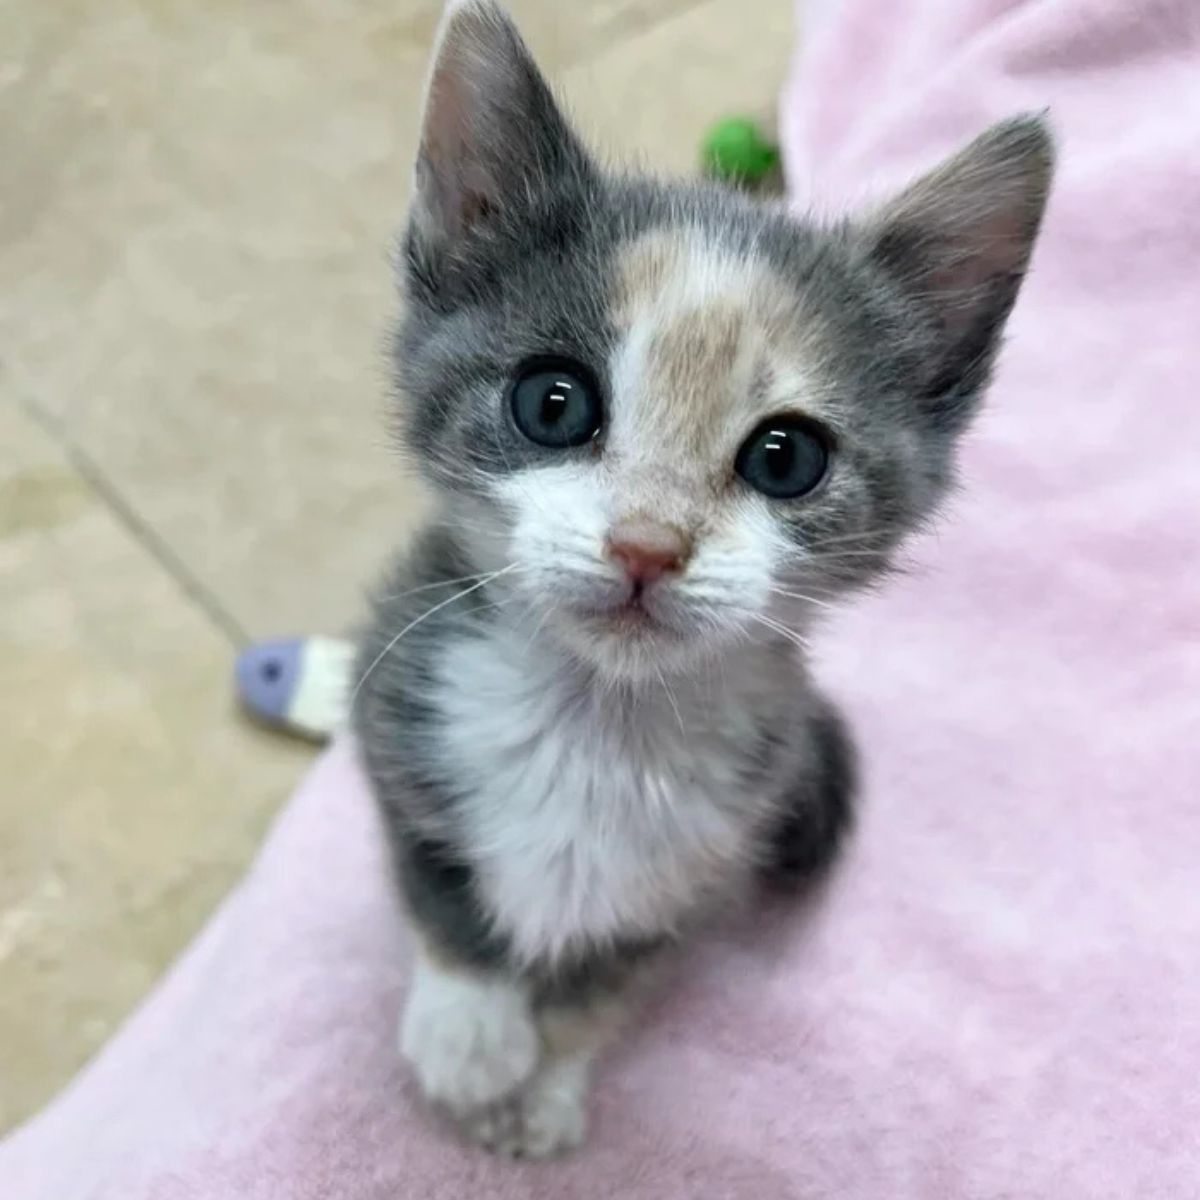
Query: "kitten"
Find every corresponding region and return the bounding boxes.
[354,0,1053,1159]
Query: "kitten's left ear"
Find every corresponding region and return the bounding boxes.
[859,115,1055,429]
[410,0,589,249]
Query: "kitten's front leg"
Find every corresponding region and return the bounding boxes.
[460,975,639,1159]
[400,950,541,1118]
[385,817,652,1155]
[401,952,608,1158]
[392,835,605,1156]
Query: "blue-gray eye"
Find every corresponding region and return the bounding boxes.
[510,360,602,448]
[735,416,831,499]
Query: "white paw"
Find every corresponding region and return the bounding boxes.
[400,959,540,1115]
[462,1056,589,1159]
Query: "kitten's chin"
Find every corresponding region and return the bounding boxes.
[546,604,714,683]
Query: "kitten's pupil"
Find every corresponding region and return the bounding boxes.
[763,431,794,480]
[540,383,571,425]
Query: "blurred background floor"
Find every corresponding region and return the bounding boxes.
[0,0,795,1130]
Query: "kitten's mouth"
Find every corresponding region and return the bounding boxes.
[574,594,680,640]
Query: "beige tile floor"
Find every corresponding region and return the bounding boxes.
[0,0,795,1131]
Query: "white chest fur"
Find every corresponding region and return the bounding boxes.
[432,627,784,965]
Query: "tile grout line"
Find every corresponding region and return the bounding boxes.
[7,385,250,649]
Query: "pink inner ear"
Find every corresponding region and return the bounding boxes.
[409,2,587,249]
[870,117,1052,316]
[930,208,1029,292]
[915,207,1032,348]
[414,11,513,240]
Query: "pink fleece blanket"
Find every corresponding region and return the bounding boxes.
[6,1,1199,1195]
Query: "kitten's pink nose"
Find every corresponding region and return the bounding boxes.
[605,519,691,586]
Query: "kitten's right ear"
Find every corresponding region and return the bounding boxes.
[410,0,587,248]
[857,115,1054,430]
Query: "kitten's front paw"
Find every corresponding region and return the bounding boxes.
[400,960,540,1115]
[462,1057,589,1159]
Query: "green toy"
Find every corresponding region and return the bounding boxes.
[701,116,780,187]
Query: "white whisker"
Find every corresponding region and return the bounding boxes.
[804,530,891,550]
[378,566,527,602]
[653,661,686,737]
[750,612,813,654]
[809,549,890,561]
[768,586,837,611]
[353,563,520,706]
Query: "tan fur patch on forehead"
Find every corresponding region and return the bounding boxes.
[648,300,746,409]
[615,230,774,323]
[613,231,683,320]
[611,230,808,464]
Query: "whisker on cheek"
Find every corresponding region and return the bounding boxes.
[353,562,521,705]
[816,529,893,546]
[474,593,527,617]
[767,586,838,611]
[810,550,894,562]
[376,565,531,602]
[682,600,758,636]
[751,613,813,653]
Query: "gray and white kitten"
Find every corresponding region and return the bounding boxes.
[355,0,1052,1159]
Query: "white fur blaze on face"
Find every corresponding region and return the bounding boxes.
[495,455,795,681]
[495,463,611,603]
[400,953,540,1116]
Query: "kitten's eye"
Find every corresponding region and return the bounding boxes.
[510,359,602,448]
[735,416,831,499]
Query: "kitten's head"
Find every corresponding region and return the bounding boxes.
[394,0,1053,681]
